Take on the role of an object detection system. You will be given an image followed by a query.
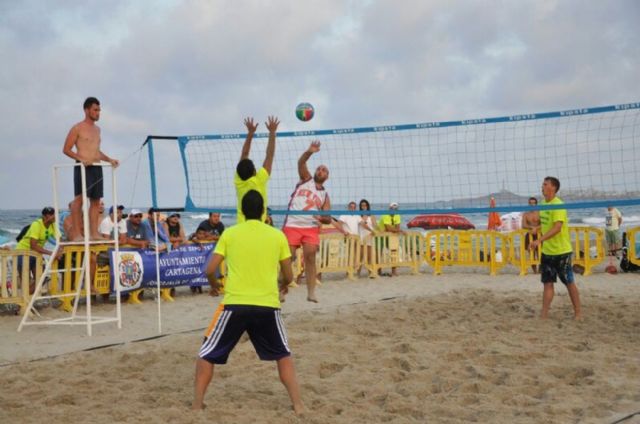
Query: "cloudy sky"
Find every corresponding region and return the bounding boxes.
[1,0,639,210]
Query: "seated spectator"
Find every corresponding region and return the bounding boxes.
[124,209,151,248]
[163,212,186,248]
[99,205,127,243]
[58,202,73,241]
[16,207,62,289]
[194,212,225,242]
[143,209,170,251]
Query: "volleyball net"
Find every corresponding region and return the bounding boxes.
[144,101,640,216]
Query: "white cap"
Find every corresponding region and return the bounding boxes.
[130,208,143,216]
[389,202,399,208]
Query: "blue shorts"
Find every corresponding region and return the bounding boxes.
[199,304,291,364]
[540,253,575,285]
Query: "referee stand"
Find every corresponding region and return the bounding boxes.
[18,162,122,336]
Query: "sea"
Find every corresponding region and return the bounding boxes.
[2,206,640,248]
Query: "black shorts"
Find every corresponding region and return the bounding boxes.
[74,164,103,199]
[199,304,291,364]
[540,253,575,285]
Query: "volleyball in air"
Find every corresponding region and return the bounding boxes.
[295,102,315,122]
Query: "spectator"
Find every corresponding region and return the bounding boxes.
[99,205,127,243]
[15,207,62,288]
[358,199,377,277]
[124,209,150,248]
[377,202,403,277]
[336,201,360,236]
[195,212,225,242]
[605,206,623,256]
[144,209,170,251]
[163,212,187,248]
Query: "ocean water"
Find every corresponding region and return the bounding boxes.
[2,206,640,247]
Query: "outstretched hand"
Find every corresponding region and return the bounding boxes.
[244,117,258,133]
[265,116,280,133]
[308,140,321,153]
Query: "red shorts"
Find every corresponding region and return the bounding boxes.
[283,226,320,247]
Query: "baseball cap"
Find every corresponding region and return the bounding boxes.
[109,205,125,214]
[130,208,143,216]
[41,207,55,216]
[389,202,399,209]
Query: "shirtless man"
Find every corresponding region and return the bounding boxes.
[521,197,541,273]
[63,97,119,241]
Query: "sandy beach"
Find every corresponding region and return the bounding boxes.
[1,266,639,423]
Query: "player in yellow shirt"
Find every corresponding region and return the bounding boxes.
[192,190,304,415]
[528,177,582,320]
[234,116,279,223]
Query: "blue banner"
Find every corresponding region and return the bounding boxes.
[109,243,216,292]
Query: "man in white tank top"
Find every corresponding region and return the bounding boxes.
[283,141,332,303]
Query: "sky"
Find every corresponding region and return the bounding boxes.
[1,0,639,210]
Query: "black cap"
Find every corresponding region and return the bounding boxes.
[42,207,55,216]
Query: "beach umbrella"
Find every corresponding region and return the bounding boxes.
[488,197,501,231]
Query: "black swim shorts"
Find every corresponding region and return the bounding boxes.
[74,164,103,199]
[540,252,575,285]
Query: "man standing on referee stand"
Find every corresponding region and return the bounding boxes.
[63,97,119,241]
[192,190,304,415]
[528,177,582,320]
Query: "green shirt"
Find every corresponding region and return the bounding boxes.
[214,220,290,308]
[16,218,58,250]
[234,167,269,223]
[378,214,402,231]
[540,196,572,255]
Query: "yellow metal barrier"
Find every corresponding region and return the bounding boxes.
[317,234,360,280]
[424,230,509,275]
[628,227,640,267]
[367,231,424,278]
[291,234,361,283]
[0,250,44,313]
[509,230,541,276]
[569,226,605,276]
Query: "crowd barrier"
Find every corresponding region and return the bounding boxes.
[568,226,605,276]
[424,230,509,275]
[626,226,640,267]
[0,226,615,312]
[0,250,44,313]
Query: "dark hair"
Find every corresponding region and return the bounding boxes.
[41,207,55,216]
[236,159,256,181]
[528,197,538,204]
[359,199,371,210]
[83,97,100,110]
[242,190,264,220]
[544,176,560,192]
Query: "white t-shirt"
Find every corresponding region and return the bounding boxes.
[99,217,127,237]
[605,208,622,231]
[358,216,375,242]
[338,215,360,236]
[284,179,329,228]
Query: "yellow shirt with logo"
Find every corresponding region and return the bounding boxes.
[378,214,402,231]
[540,197,572,256]
[16,218,58,250]
[214,220,290,308]
[234,167,269,223]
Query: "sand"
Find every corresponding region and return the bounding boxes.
[1,266,639,423]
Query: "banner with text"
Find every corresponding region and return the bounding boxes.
[109,243,216,292]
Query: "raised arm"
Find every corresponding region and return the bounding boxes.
[262,116,279,175]
[298,141,320,181]
[240,117,258,161]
